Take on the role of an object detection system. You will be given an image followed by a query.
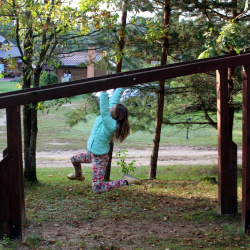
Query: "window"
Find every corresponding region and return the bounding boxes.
[64,70,71,80]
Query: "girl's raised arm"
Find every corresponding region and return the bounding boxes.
[109,88,124,108]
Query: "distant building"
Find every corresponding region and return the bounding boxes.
[54,49,107,82]
[0,35,107,82]
[0,35,22,78]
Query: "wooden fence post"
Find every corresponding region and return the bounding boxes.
[0,106,24,241]
[242,64,250,233]
[217,68,237,214]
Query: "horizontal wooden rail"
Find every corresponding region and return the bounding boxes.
[0,52,249,109]
[0,52,246,99]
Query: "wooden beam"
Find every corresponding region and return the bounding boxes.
[230,141,238,215]
[0,106,24,241]
[0,52,247,99]
[0,155,9,238]
[217,68,236,214]
[0,53,250,108]
[242,64,250,233]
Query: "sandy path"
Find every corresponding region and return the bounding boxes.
[36,145,242,168]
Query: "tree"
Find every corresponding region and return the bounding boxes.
[0,0,113,183]
[188,0,250,173]
[124,0,194,179]
[104,0,129,181]
[63,0,157,180]
[65,0,249,182]
[148,0,170,179]
[147,0,249,179]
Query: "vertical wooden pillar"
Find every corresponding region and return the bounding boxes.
[0,106,24,241]
[230,141,238,215]
[217,69,237,214]
[242,64,250,233]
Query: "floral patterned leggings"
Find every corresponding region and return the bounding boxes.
[71,151,127,194]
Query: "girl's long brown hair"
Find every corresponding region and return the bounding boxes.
[112,103,130,143]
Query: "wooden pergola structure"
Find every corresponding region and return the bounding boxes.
[0,52,250,241]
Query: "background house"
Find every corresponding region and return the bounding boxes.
[0,35,107,82]
[54,49,107,82]
[0,35,22,78]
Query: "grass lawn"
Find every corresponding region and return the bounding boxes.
[1,166,247,249]
[0,80,243,151]
[0,80,20,93]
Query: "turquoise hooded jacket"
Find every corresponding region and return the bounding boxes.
[87,88,123,155]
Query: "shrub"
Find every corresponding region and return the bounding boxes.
[40,71,58,86]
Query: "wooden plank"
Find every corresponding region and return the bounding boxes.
[0,52,246,99]
[230,141,238,215]
[217,68,232,214]
[0,53,250,108]
[0,155,10,239]
[5,106,24,241]
[242,64,250,233]
[16,106,25,223]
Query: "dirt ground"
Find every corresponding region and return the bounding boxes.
[36,145,242,168]
[21,217,218,250]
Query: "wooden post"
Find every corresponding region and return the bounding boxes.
[230,141,238,215]
[0,106,24,241]
[242,64,250,233]
[217,69,237,214]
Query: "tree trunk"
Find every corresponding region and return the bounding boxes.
[116,0,127,73]
[104,142,114,181]
[23,66,38,183]
[23,105,38,183]
[149,80,165,179]
[104,0,128,181]
[21,23,39,183]
[227,1,238,188]
[149,0,170,180]
[227,0,238,141]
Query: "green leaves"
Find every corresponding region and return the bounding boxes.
[115,149,136,174]
[199,19,249,59]
[198,49,214,59]
[216,20,244,53]
[145,19,169,43]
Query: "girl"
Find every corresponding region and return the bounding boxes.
[67,88,142,194]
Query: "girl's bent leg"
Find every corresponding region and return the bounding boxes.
[92,154,127,194]
[70,151,92,176]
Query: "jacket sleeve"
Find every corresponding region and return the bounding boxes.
[100,92,117,132]
[109,88,123,108]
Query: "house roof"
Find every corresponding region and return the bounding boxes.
[58,52,103,67]
[0,35,22,58]
[0,35,8,43]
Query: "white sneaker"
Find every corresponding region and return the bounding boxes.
[123,174,142,185]
[67,173,85,181]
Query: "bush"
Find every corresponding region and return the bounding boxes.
[40,71,58,86]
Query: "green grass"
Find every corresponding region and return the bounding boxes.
[0,80,244,151]
[9,166,245,249]
[0,80,20,93]
[34,99,243,150]
[33,101,242,151]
